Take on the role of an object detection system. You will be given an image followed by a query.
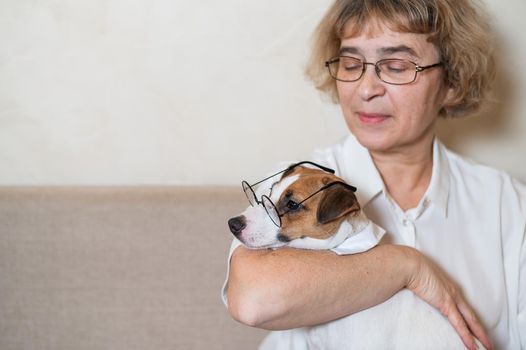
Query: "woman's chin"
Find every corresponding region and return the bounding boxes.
[350,129,396,153]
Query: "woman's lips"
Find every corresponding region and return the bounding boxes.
[357,112,391,125]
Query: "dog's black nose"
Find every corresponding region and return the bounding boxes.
[228,216,246,237]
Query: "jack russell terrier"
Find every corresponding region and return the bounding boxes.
[228,161,484,350]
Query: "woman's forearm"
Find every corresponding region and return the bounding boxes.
[227,243,414,330]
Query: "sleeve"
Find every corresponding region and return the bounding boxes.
[221,238,244,307]
[518,225,525,348]
[512,177,526,348]
[309,145,339,170]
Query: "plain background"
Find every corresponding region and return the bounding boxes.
[0,0,525,186]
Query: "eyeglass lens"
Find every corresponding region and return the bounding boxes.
[327,57,418,85]
[262,195,281,227]
[242,181,258,207]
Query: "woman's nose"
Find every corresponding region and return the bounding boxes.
[357,64,386,101]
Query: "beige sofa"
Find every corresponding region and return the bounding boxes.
[0,186,267,350]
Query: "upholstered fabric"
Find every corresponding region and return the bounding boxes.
[0,186,266,350]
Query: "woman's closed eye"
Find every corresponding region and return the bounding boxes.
[341,59,362,72]
[382,60,411,74]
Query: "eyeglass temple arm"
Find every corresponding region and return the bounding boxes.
[249,161,335,187]
[296,161,335,174]
[278,181,358,218]
[298,181,357,206]
[416,62,443,72]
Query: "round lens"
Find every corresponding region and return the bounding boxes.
[262,195,281,227]
[242,181,257,206]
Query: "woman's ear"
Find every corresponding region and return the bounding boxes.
[443,86,455,106]
[316,185,360,224]
[438,85,456,116]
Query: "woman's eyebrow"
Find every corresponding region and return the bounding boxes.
[378,45,419,57]
[339,45,419,58]
[339,46,360,55]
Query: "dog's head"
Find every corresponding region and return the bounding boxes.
[228,165,361,250]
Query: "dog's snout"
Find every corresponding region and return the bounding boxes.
[228,216,246,237]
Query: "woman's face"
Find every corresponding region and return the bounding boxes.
[337,21,452,155]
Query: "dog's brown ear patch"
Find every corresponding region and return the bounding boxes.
[316,184,360,224]
[281,165,298,179]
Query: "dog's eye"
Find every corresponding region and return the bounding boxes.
[286,200,301,211]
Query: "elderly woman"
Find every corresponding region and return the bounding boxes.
[223,0,525,349]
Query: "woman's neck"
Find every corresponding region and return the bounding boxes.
[370,137,434,211]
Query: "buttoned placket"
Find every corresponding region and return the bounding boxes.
[385,193,430,248]
[400,216,417,247]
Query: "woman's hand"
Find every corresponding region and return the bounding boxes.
[405,249,493,350]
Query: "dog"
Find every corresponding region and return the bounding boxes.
[228,162,485,350]
[228,162,375,252]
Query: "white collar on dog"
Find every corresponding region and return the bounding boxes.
[286,212,385,254]
[330,220,385,255]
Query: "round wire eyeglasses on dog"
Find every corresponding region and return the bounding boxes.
[325,56,443,85]
[242,161,334,207]
[241,161,357,227]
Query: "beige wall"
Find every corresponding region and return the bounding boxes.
[0,0,524,185]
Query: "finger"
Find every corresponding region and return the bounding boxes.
[446,302,476,350]
[457,300,493,350]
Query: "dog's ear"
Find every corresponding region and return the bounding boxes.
[316,184,360,224]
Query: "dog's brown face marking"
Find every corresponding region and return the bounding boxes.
[275,167,360,241]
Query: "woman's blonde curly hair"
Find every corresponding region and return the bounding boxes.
[305,0,496,117]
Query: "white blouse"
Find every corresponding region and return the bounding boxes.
[223,134,526,349]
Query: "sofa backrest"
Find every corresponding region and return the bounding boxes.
[0,186,266,350]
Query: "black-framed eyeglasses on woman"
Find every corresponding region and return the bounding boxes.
[325,56,443,85]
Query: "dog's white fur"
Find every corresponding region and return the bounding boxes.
[230,167,484,350]
[236,174,300,249]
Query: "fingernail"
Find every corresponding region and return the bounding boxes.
[470,337,477,350]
